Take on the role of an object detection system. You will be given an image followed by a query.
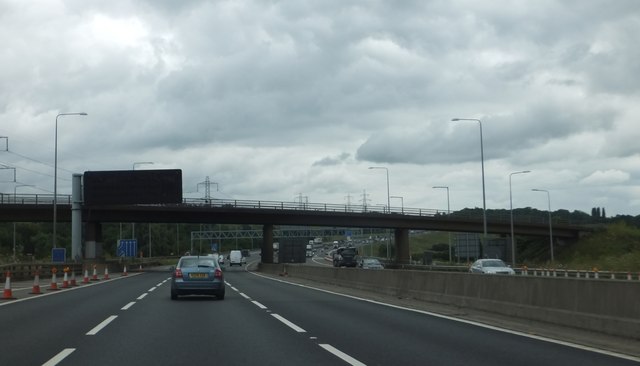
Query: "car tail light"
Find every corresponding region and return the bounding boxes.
[175,269,183,278]
[214,268,223,279]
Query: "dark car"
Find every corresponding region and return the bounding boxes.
[333,247,358,267]
[170,256,225,300]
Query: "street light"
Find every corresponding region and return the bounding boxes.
[433,186,451,262]
[532,188,554,262]
[509,170,530,265]
[368,166,391,259]
[54,112,87,249]
[451,118,487,241]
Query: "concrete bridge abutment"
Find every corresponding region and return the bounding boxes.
[394,228,410,264]
[262,224,274,263]
[85,222,104,259]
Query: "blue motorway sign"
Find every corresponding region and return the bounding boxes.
[118,239,138,257]
[211,243,219,252]
[52,248,66,263]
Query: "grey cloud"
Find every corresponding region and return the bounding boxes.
[3,0,640,215]
[312,152,350,167]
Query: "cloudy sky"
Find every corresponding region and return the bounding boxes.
[1,0,639,217]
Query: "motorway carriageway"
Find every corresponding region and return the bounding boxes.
[0,264,639,365]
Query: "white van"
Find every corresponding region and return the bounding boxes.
[228,250,246,266]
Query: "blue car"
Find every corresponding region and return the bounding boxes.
[170,256,225,300]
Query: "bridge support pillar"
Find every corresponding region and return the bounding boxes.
[85,222,103,259]
[262,224,274,263]
[394,228,410,264]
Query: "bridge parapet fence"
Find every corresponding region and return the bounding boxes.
[0,193,69,205]
[4,195,578,226]
[183,198,447,218]
[181,198,577,225]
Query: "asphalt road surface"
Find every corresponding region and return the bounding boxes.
[1,266,638,365]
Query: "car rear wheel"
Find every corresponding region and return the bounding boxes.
[171,291,178,300]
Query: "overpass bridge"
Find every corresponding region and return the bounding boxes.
[0,194,588,263]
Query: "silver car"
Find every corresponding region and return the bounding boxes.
[170,256,226,300]
[469,259,515,275]
[359,258,384,270]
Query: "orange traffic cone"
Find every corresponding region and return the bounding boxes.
[70,270,77,286]
[2,271,16,300]
[62,267,70,289]
[48,268,60,291]
[30,271,42,295]
[103,267,110,280]
[122,265,128,276]
[82,268,90,284]
[91,265,99,281]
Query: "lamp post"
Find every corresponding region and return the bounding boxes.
[390,195,404,214]
[368,166,391,258]
[451,118,486,242]
[532,188,554,262]
[509,171,530,265]
[53,112,87,249]
[433,186,452,262]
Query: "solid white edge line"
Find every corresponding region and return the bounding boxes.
[249,271,640,363]
[271,313,306,333]
[86,315,118,336]
[137,293,148,300]
[42,348,76,366]
[252,300,268,309]
[121,302,136,310]
[319,344,366,366]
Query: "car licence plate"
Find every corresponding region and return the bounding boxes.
[189,273,207,279]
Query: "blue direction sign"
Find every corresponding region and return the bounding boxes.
[52,248,66,263]
[118,239,138,257]
[211,243,219,252]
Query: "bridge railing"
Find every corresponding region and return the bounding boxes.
[0,193,70,205]
[180,198,573,225]
[181,198,441,217]
[2,194,580,226]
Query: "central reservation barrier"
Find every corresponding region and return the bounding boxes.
[258,263,639,340]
